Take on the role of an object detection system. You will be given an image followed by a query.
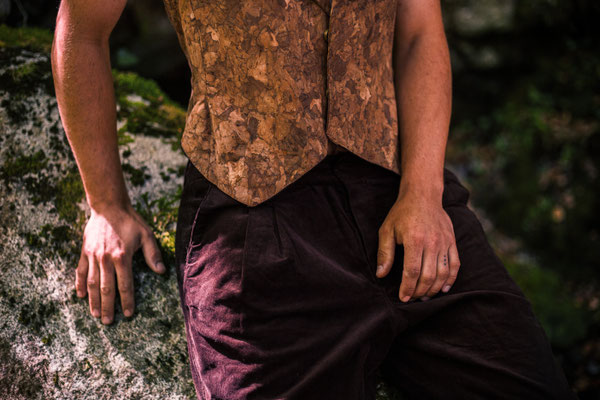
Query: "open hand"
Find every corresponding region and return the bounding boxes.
[75,204,166,324]
[375,191,461,302]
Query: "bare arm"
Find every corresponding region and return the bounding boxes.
[393,0,451,202]
[376,0,461,302]
[52,0,165,325]
[52,0,130,212]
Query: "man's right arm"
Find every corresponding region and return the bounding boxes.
[52,0,130,212]
[52,0,166,325]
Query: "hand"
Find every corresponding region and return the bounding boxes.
[375,191,461,302]
[75,204,166,324]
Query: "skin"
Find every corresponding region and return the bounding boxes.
[51,0,165,325]
[377,0,460,302]
[51,0,457,324]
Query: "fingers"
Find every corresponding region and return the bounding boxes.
[99,255,116,325]
[376,224,396,278]
[398,240,423,302]
[141,229,166,274]
[412,245,438,299]
[76,247,88,298]
[77,209,163,323]
[87,256,101,318]
[114,252,135,317]
[398,231,460,302]
[81,249,134,323]
[443,241,461,293]
[423,250,450,298]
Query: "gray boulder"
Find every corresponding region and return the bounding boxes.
[0,27,195,399]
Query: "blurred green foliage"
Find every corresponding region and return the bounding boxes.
[446,1,600,285]
[504,259,590,348]
[443,3,600,378]
[0,23,52,52]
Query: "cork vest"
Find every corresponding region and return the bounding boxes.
[162,0,400,206]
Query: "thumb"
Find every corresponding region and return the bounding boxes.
[141,230,166,274]
[376,224,396,278]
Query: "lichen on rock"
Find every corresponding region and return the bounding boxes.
[0,24,194,400]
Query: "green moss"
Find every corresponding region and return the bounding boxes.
[10,62,38,83]
[1,149,48,178]
[122,163,151,187]
[41,333,55,346]
[3,148,84,223]
[17,299,60,336]
[0,24,53,53]
[55,168,86,225]
[0,149,59,204]
[112,70,186,140]
[24,223,81,260]
[0,46,54,122]
[0,25,54,93]
[133,188,181,259]
[159,170,171,182]
[112,70,179,107]
[117,131,135,146]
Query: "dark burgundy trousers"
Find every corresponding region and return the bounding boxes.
[174,151,577,400]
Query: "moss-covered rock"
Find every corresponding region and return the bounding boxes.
[0,24,194,399]
[0,24,53,52]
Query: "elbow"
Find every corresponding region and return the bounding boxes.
[53,5,110,52]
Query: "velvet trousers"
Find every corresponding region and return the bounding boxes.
[174,151,577,400]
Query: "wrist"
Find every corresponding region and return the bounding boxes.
[397,176,444,204]
[88,194,133,215]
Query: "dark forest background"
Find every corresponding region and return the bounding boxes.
[1,0,599,398]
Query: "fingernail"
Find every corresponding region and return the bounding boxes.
[124,308,133,317]
[156,262,166,273]
[401,295,411,302]
[442,285,451,293]
[77,290,84,297]
[102,316,111,324]
[376,265,383,275]
[421,296,430,301]
[92,309,100,318]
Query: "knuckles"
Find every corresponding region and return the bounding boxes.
[408,232,425,246]
[405,229,459,249]
[437,267,450,280]
[112,250,127,265]
[141,227,154,241]
[404,266,421,278]
[117,283,132,294]
[419,271,436,284]
[377,224,392,238]
[87,278,98,288]
[376,248,388,261]
[100,285,113,295]
[99,252,112,264]
[84,248,129,267]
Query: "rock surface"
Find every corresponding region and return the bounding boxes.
[0,27,196,399]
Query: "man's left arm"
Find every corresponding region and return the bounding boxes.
[376,0,461,302]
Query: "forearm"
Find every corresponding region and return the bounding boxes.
[51,14,131,213]
[393,1,451,203]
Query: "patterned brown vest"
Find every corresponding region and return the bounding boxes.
[162,0,400,206]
